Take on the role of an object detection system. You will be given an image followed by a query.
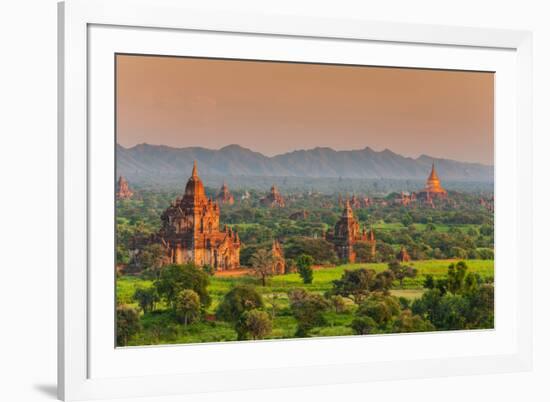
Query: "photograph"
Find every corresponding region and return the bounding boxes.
[114,54,495,347]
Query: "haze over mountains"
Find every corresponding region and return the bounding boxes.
[117,143,493,189]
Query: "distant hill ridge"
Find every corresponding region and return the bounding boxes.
[116,143,493,183]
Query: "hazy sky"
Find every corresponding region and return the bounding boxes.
[116,55,494,165]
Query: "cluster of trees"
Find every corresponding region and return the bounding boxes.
[117,259,493,346]
[326,260,492,335]
[117,263,211,346]
[412,261,494,330]
[371,224,494,262]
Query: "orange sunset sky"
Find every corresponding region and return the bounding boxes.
[116,54,494,165]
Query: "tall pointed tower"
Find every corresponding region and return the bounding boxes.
[326,200,361,263]
[424,162,446,194]
[417,162,447,202]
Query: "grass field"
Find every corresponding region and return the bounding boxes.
[117,258,494,346]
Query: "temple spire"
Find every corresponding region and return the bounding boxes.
[191,160,198,177]
[427,162,440,183]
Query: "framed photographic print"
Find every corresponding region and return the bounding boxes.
[58,0,533,400]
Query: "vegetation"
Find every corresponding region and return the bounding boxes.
[236,309,272,340]
[116,305,141,346]
[155,263,211,309]
[296,254,314,284]
[116,259,493,346]
[115,188,494,346]
[288,289,330,337]
[250,249,276,287]
[174,289,201,326]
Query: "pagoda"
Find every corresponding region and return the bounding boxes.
[326,200,376,263]
[271,240,286,274]
[417,162,447,201]
[260,185,286,208]
[116,176,133,200]
[217,181,235,205]
[139,161,241,271]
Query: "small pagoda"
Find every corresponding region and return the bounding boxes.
[116,176,134,200]
[217,181,235,205]
[260,185,286,208]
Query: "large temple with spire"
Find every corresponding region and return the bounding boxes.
[326,200,376,263]
[142,161,241,271]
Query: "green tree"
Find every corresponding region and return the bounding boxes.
[388,261,418,288]
[425,223,437,232]
[296,254,314,284]
[250,249,275,286]
[174,289,201,326]
[154,263,211,309]
[116,305,141,346]
[447,261,468,294]
[328,295,348,314]
[138,244,166,279]
[401,213,413,227]
[355,294,400,329]
[372,270,395,294]
[132,287,159,313]
[351,316,378,335]
[392,309,435,333]
[283,237,338,264]
[423,274,435,289]
[288,289,329,337]
[236,309,272,340]
[331,268,377,304]
[216,285,264,323]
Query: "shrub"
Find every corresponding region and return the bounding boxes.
[116,305,141,346]
[392,309,435,333]
[132,287,159,313]
[236,309,272,340]
[288,289,329,337]
[216,285,264,323]
[351,316,378,335]
[355,294,400,329]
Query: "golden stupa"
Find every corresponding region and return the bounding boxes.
[424,162,447,195]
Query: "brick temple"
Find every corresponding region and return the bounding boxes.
[146,161,241,271]
[326,200,376,263]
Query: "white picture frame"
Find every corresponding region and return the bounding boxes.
[58,0,533,400]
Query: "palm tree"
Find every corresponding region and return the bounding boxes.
[250,249,275,287]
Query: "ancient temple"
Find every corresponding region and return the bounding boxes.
[260,185,286,207]
[417,162,447,201]
[350,194,362,209]
[396,246,411,263]
[326,200,376,263]
[271,240,286,274]
[145,161,241,271]
[217,181,235,205]
[391,191,416,206]
[116,176,133,200]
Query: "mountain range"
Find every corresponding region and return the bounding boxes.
[116,143,493,185]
